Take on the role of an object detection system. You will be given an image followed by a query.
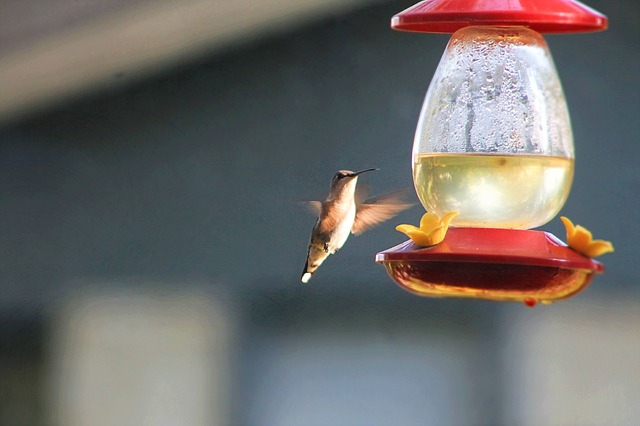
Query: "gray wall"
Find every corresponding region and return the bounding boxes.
[1,0,637,307]
[0,0,638,424]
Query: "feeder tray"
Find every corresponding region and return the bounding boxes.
[376,228,603,305]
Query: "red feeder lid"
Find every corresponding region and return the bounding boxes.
[391,0,608,34]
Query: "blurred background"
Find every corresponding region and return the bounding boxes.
[0,0,638,425]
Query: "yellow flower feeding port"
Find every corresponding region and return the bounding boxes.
[561,216,614,258]
[396,212,459,247]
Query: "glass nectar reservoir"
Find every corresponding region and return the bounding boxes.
[413,26,574,229]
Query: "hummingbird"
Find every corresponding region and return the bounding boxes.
[301,168,414,283]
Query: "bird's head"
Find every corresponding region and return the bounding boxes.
[329,168,378,192]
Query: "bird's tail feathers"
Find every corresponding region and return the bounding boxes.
[301,245,330,283]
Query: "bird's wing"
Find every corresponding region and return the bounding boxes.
[354,183,370,205]
[351,188,415,235]
[301,201,322,216]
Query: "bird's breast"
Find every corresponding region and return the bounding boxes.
[324,202,356,251]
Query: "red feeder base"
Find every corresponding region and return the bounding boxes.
[375,228,603,305]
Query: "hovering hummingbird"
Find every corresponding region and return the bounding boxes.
[301,168,414,283]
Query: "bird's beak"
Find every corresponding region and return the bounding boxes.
[350,168,378,177]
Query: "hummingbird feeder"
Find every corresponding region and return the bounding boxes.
[376,0,613,306]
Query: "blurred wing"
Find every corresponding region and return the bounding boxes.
[351,188,415,235]
[354,183,369,205]
[298,201,322,216]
